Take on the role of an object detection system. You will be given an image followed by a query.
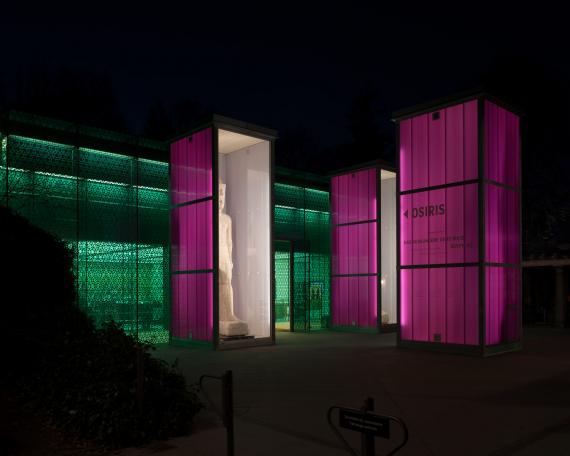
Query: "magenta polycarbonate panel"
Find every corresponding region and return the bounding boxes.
[428,189,446,264]
[331,169,376,225]
[464,101,479,180]
[400,194,413,265]
[428,268,446,342]
[465,266,479,345]
[332,223,376,275]
[331,168,378,327]
[170,273,213,342]
[170,127,214,342]
[331,276,377,327]
[464,184,479,262]
[170,202,213,271]
[445,104,464,183]
[411,191,429,265]
[399,119,412,191]
[412,268,429,341]
[400,269,412,339]
[170,128,213,206]
[399,101,479,192]
[484,102,520,187]
[485,185,520,264]
[400,185,478,267]
[428,108,445,186]
[411,114,429,190]
[400,266,479,345]
[445,186,463,264]
[485,267,520,345]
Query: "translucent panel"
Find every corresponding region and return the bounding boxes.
[399,100,478,192]
[331,276,377,328]
[485,267,521,345]
[170,128,212,206]
[169,128,214,342]
[171,273,213,341]
[331,169,376,225]
[400,266,479,345]
[331,167,378,329]
[485,184,520,264]
[170,201,213,272]
[400,184,479,266]
[332,222,376,275]
[484,101,520,187]
[411,114,429,190]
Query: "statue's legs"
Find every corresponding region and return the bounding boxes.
[219,269,249,336]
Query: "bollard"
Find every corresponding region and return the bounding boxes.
[361,397,375,456]
[222,370,235,456]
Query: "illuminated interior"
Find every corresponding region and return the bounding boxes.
[274,183,331,331]
[380,169,397,324]
[218,129,271,341]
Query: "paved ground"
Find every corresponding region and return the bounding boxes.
[125,327,570,455]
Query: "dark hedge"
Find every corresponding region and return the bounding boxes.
[1,206,201,447]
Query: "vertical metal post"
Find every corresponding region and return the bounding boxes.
[222,370,235,456]
[136,347,144,413]
[361,397,375,456]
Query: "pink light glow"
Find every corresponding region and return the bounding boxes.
[331,168,378,328]
[399,98,520,348]
[170,128,213,342]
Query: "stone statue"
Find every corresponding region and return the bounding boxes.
[218,180,249,336]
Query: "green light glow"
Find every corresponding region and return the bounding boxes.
[275,250,291,324]
[274,183,330,331]
[6,134,169,344]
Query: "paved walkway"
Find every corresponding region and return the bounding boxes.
[124,327,570,455]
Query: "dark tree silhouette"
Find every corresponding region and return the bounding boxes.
[276,126,319,172]
[346,83,386,163]
[142,100,173,140]
[13,66,126,131]
[482,56,570,254]
[142,98,207,141]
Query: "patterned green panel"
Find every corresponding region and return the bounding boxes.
[6,136,77,239]
[275,249,291,325]
[1,135,7,205]
[5,134,169,344]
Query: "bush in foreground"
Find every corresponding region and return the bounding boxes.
[1,206,201,447]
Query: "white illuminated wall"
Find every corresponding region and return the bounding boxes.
[218,134,271,338]
[381,171,397,324]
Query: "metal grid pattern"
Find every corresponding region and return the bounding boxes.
[3,134,169,343]
[274,247,291,328]
[274,183,330,331]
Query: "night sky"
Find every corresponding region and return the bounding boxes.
[2,5,568,141]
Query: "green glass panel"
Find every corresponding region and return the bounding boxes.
[6,134,169,344]
[274,182,330,331]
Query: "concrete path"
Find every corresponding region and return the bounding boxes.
[124,327,570,455]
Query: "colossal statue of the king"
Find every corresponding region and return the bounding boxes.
[218,180,249,336]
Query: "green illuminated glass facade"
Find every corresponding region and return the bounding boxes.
[274,182,330,331]
[1,126,169,343]
[1,112,333,342]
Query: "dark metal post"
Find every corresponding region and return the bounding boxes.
[136,347,144,414]
[222,370,235,456]
[362,397,375,456]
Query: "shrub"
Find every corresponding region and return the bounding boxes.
[1,206,202,447]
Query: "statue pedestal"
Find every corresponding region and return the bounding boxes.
[219,320,249,337]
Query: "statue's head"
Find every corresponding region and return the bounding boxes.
[218,180,226,211]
